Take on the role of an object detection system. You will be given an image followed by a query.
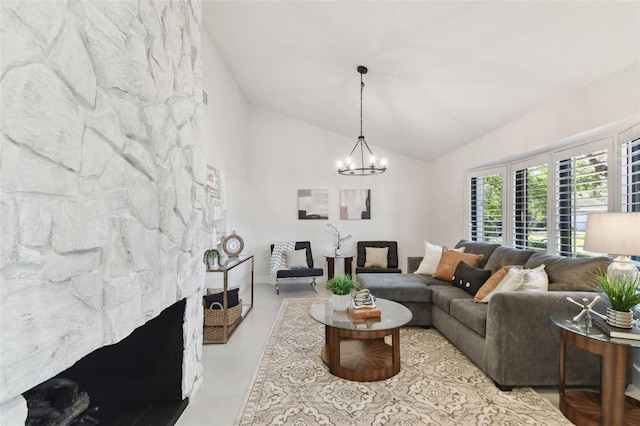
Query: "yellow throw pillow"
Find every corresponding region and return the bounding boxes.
[432,247,483,281]
[364,247,389,268]
[474,266,514,302]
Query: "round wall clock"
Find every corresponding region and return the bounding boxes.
[222,230,244,257]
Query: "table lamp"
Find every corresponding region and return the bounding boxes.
[584,212,640,281]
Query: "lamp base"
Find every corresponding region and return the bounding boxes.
[607,255,640,282]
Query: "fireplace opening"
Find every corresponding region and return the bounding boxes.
[24,299,189,425]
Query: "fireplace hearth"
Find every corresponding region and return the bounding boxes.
[23,300,188,425]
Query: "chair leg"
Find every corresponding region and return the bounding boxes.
[276,281,280,295]
[311,278,318,293]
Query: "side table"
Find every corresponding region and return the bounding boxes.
[550,312,640,425]
[204,255,254,344]
[324,254,354,279]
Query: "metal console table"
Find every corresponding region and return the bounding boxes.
[204,255,254,344]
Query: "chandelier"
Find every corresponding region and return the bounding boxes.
[337,66,387,176]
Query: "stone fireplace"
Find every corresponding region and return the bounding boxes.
[1,1,206,422]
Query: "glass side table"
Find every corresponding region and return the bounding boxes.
[550,312,640,425]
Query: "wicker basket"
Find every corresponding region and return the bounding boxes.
[204,299,243,327]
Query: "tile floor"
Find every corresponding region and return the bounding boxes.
[176,282,562,426]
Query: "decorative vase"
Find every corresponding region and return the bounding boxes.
[335,247,341,256]
[331,293,351,311]
[606,307,633,329]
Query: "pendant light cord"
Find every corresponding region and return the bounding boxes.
[360,73,364,137]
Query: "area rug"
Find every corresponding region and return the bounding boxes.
[237,298,571,425]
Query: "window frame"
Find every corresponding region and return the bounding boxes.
[465,166,507,245]
[465,127,638,256]
[510,155,549,252]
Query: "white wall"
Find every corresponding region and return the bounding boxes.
[245,107,430,283]
[200,31,251,246]
[427,62,640,245]
[201,30,430,285]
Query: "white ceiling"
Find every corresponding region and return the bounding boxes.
[201,1,640,162]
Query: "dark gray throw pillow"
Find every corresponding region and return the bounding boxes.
[203,288,239,309]
[451,261,492,296]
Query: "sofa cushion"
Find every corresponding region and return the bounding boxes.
[450,299,488,337]
[455,239,500,269]
[285,249,308,269]
[356,267,402,274]
[474,266,516,302]
[480,264,549,302]
[277,267,323,278]
[433,247,484,281]
[524,253,611,291]
[414,242,465,275]
[451,261,491,296]
[357,273,433,303]
[483,246,535,274]
[431,285,470,314]
[365,246,389,268]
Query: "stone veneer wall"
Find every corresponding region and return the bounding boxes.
[0,1,206,421]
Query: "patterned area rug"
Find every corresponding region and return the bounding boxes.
[237,298,571,425]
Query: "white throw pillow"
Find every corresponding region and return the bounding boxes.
[479,264,548,302]
[365,247,389,268]
[285,249,308,269]
[516,264,548,292]
[414,241,465,275]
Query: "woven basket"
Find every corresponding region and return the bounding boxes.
[204,299,243,327]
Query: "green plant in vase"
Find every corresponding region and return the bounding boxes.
[326,274,360,312]
[594,270,640,328]
[325,274,360,295]
[203,248,221,270]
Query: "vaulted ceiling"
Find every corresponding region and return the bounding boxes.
[201,1,640,162]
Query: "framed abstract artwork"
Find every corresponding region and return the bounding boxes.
[203,165,227,244]
[298,189,329,220]
[340,189,371,220]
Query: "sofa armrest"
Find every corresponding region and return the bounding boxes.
[484,291,607,387]
[407,257,423,274]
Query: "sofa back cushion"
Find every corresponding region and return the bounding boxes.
[524,253,611,291]
[451,261,492,296]
[454,239,500,269]
[433,247,484,281]
[483,246,535,274]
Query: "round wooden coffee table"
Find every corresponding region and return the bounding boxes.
[309,298,412,382]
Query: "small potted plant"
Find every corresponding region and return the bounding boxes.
[594,270,640,328]
[326,274,360,311]
[203,248,221,270]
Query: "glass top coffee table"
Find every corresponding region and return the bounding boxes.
[309,298,412,381]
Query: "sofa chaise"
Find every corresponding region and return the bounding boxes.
[357,239,621,390]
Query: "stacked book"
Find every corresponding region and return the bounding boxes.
[349,289,381,318]
[592,315,640,341]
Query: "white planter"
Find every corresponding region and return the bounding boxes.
[606,307,633,329]
[332,294,351,311]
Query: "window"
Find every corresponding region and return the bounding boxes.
[468,169,504,243]
[554,148,608,257]
[466,122,638,258]
[621,128,640,213]
[621,124,640,261]
[513,163,548,252]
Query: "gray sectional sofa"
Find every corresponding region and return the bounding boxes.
[357,239,617,390]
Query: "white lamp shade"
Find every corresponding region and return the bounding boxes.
[584,212,640,256]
